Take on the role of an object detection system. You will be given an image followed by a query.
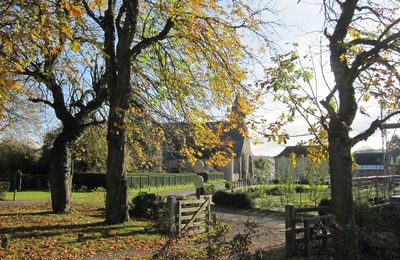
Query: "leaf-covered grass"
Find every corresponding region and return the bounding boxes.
[0,203,164,259]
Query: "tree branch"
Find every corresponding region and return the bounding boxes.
[29,98,54,108]
[81,0,104,29]
[130,17,174,58]
[351,110,400,145]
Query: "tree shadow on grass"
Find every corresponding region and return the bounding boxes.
[0,220,159,241]
[0,211,54,217]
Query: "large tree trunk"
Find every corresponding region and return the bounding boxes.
[328,119,358,259]
[105,57,130,224]
[49,126,82,213]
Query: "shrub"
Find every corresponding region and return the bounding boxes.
[73,172,106,189]
[212,190,253,209]
[295,185,309,193]
[265,187,281,196]
[228,220,258,259]
[129,192,164,219]
[203,184,216,195]
[318,198,332,215]
[354,202,400,259]
[0,181,10,200]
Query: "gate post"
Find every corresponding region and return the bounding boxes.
[285,204,295,256]
[167,196,177,236]
[303,218,311,256]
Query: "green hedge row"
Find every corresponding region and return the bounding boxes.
[212,190,254,209]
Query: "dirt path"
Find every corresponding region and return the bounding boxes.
[212,206,285,252]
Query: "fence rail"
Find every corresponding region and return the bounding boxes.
[285,204,332,257]
[177,196,211,235]
[353,175,400,201]
[73,172,225,189]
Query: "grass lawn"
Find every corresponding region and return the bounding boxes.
[3,181,221,205]
[0,202,166,259]
[0,181,227,259]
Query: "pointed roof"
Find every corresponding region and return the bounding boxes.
[274,145,308,158]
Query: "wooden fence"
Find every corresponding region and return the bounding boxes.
[353,175,400,202]
[166,195,212,236]
[285,204,332,257]
[177,195,211,234]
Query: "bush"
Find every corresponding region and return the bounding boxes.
[212,190,254,209]
[73,172,106,189]
[0,181,10,200]
[265,187,281,196]
[295,185,309,193]
[203,184,216,195]
[318,198,332,215]
[129,192,164,219]
[354,202,400,259]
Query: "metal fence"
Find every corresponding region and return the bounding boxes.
[126,172,225,189]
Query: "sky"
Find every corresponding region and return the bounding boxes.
[249,0,399,157]
[6,0,399,155]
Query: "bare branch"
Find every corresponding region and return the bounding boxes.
[351,110,400,145]
[29,98,54,108]
[130,17,174,58]
[81,0,104,29]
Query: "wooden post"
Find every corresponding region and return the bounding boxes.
[304,219,311,257]
[178,200,182,234]
[167,196,177,236]
[285,204,296,256]
[375,177,379,202]
[13,169,22,201]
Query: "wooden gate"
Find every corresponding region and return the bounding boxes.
[177,195,211,234]
[285,204,332,256]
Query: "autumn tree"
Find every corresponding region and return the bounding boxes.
[73,123,161,172]
[263,0,400,257]
[254,157,272,174]
[0,0,108,212]
[82,0,274,223]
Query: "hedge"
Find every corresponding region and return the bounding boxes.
[212,190,254,209]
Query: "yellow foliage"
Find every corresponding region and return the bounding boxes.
[339,53,347,63]
[89,0,106,9]
[15,63,24,73]
[62,1,83,17]
[70,40,81,52]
